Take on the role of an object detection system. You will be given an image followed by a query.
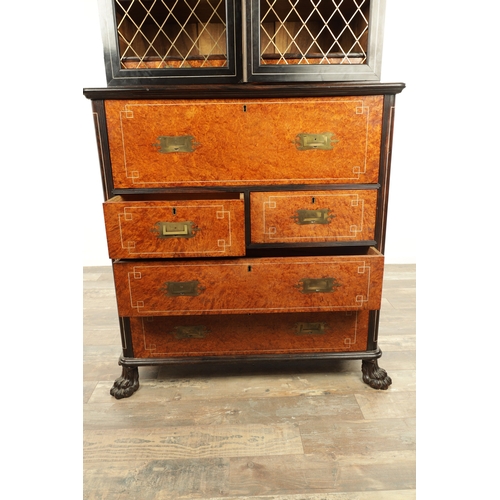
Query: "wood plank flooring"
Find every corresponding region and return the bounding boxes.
[83,264,416,499]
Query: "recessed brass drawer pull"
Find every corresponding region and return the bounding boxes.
[296,277,341,294]
[161,280,205,297]
[170,325,208,339]
[295,132,338,150]
[153,135,199,153]
[292,208,335,225]
[153,221,199,239]
[294,322,328,335]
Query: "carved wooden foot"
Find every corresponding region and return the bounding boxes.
[361,359,392,390]
[110,366,139,399]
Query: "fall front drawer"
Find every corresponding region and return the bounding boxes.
[112,248,384,317]
[127,311,370,358]
[103,194,245,258]
[250,190,378,244]
[104,96,383,188]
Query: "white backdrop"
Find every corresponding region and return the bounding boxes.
[80,0,417,266]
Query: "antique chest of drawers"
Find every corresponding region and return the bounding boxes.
[84,83,404,398]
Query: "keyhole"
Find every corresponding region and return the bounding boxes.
[243,105,247,112]
[311,197,316,204]
[248,265,252,272]
[172,207,177,215]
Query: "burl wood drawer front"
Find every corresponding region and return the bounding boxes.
[128,311,369,358]
[250,190,377,244]
[103,194,245,258]
[112,249,383,317]
[105,96,383,188]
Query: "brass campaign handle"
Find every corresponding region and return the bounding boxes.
[295,132,338,150]
[153,135,199,153]
[294,322,328,335]
[161,280,205,297]
[170,325,208,339]
[295,277,341,294]
[153,221,199,239]
[292,208,335,225]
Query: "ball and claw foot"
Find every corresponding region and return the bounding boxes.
[362,359,392,390]
[110,366,139,399]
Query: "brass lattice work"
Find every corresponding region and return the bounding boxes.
[114,0,228,69]
[259,0,370,65]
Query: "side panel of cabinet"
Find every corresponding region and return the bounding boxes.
[105,96,383,187]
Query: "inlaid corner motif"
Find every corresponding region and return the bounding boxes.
[354,263,371,306]
[343,311,359,347]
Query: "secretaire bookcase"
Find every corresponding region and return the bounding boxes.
[84,0,404,398]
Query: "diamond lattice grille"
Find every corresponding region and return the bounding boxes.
[260,0,370,65]
[114,0,228,69]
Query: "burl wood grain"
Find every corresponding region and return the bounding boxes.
[103,195,245,258]
[105,96,383,188]
[250,189,377,243]
[129,311,369,358]
[112,251,384,317]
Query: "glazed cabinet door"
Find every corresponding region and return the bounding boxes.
[246,0,386,82]
[99,0,242,85]
[97,0,385,85]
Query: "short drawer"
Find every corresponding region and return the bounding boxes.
[105,96,383,188]
[127,311,370,358]
[112,248,384,317]
[250,190,377,244]
[103,193,245,259]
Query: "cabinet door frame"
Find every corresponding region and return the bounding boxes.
[99,0,243,86]
[245,0,386,82]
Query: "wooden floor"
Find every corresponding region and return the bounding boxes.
[83,264,416,499]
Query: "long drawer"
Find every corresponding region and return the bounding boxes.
[112,249,384,317]
[105,96,383,188]
[103,194,245,258]
[127,311,370,358]
[250,189,377,244]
